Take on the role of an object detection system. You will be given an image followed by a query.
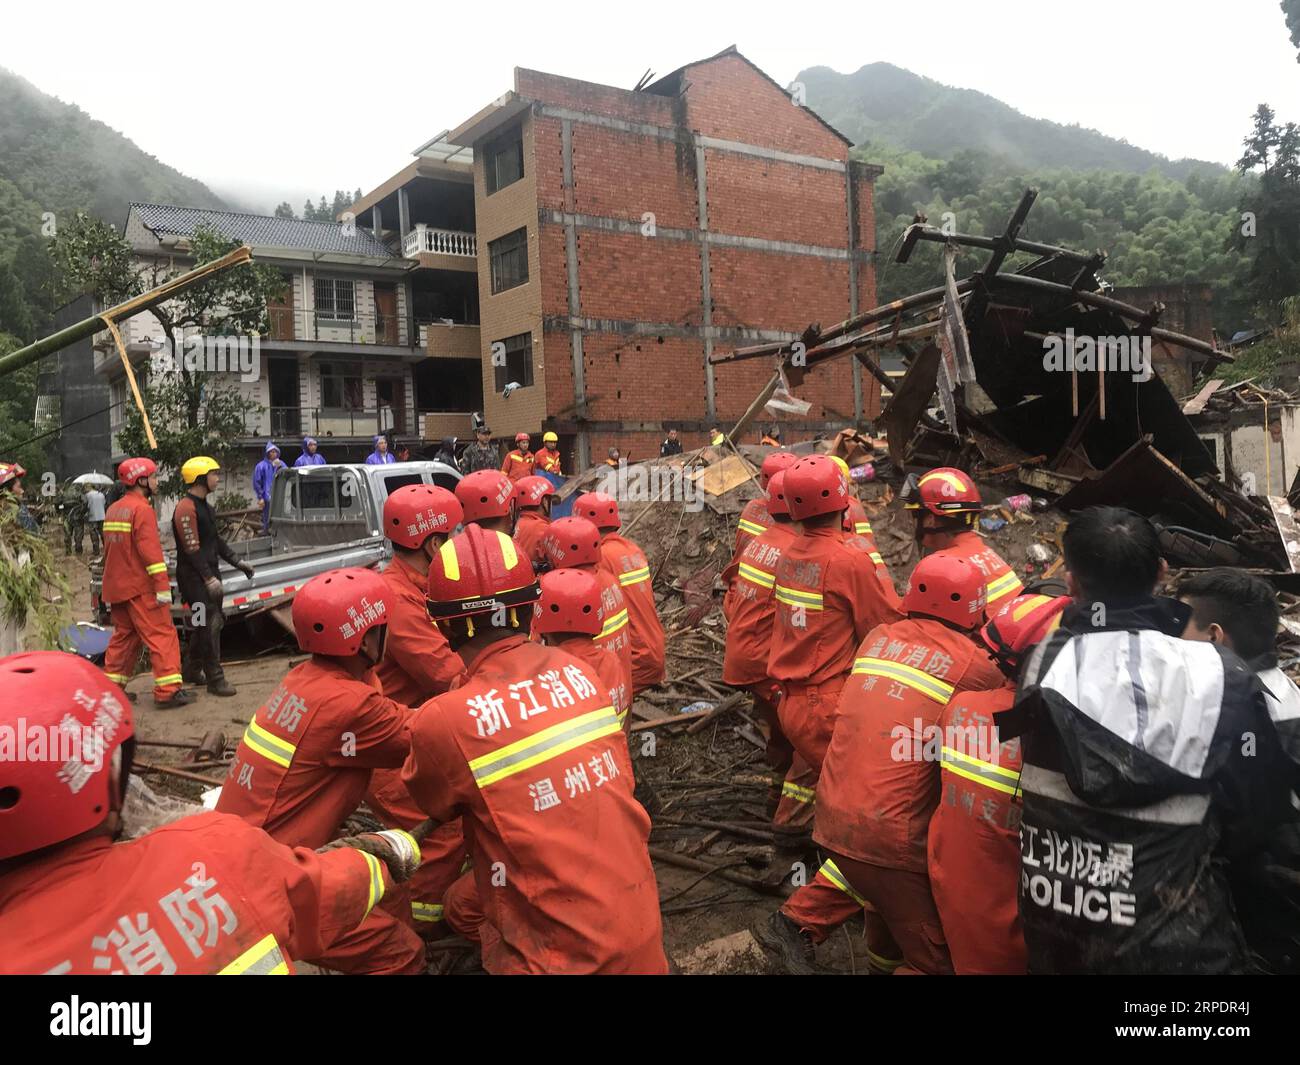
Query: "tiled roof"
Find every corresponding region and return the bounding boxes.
[130,202,398,258]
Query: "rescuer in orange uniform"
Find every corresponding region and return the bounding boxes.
[902,466,1023,612]
[759,553,1005,975]
[535,567,632,726]
[0,651,421,975]
[101,457,191,708]
[574,490,666,692]
[457,468,516,535]
[536,430,563,475]
[513,475,555,570]
[765,454,903,841]
[364,484,470,938]
[216,566,424,974]
[829,455,898,601]
[928,592,1067,975]
[502,432,535,482]
[542,516,634,707]
[402,524,668,973]
[722,470,797,778]
[734,451,798,556]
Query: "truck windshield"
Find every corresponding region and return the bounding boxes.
[286,469,364,520]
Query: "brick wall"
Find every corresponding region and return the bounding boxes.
[478,50,881,458]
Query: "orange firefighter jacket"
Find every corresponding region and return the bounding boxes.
[598,531,665,690]
[375,555,465,708]
[722,520,797,688]
[536,449,562,475]
[513,510,550,569]
[927,682,1026,974]
[734,496,772,557]
[0,812,394,974]
[402,634,667,973]
[554,632,632,728]
[813,617,1004,873]
[102,491,170,604]
[502,449,535,482]
[766,523,903,688]
[216,657,411,849]
[939,530,1023,612]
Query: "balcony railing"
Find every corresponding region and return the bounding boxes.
[265,309,408,347]
[242,405,415,440]
[402,225,477,259]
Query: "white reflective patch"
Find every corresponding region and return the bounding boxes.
[1038,630,1224,778]
[1020,764,1211,826]
[1257,667,1300,724]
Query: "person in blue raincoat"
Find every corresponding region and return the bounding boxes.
[253,442,285,530]
[295,436,326,467]
[365,434,395,465]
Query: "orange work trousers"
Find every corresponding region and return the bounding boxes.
[782,855,904,972]
[772,675,847,830]
[785,852,952,975]
[104,594,183,700]
[443,869,486,943]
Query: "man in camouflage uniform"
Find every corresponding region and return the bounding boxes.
[59,482,87,555]
[460,425,501,475]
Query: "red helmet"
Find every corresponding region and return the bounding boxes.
[766,470,791,517]
[515,476,555,510]
[456,470,515,523]
[118,457,157,486]
[759,451,798,489]
[981,593,1068,669]
[0,462,26,490]
[903,467,982,516]
[573,491,620,530]
[426,524,540,621]
[533,568,603,636]
[292,567,389,656]
[783,455,848,520]
[0,651,134,861]
[541,516,602,569]
[383,484,462,550]
[902,552,987,629]
[514,432,530,445]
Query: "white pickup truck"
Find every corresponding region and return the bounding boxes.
[91,460,460,624]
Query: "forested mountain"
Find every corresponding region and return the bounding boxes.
[799,62,1224,180]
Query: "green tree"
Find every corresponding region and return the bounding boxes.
[49,213,285,495]
[1231,104,1300,321]
[1284,0,1300,61]
[273,201,295,219]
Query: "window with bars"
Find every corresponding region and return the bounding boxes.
[489,228,529,294]
[314,277,355,321]
[492,332,534,392]
[485,129,524,194]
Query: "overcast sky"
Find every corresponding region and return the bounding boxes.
[2,0,1296,212]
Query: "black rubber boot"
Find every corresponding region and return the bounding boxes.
[154,688,197,709]
[753,911,819,975]
[207,677,237,697]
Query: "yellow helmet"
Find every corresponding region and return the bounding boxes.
[542,431,558,444]
[829,455,850,481]
[181,456,221,485]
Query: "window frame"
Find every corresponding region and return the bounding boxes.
[485,128,524,195]
[492,332,534,392]
[488,228,529,294]
[314,276,356,322]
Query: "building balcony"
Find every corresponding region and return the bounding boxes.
[402,225,478,273]
[418,320,481,359]
[265,309,410,349]
[239,405,475,444]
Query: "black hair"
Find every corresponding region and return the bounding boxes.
[1061,506,1161,603]
[1179,567,1278,661]
[800,510,842,529]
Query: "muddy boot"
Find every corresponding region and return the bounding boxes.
[207,677,237,697]
[761,824,813,887]
[183,669,206,686]
[154,688,197,709]
[753,911,818,975]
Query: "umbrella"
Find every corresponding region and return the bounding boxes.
[72,473,112,486]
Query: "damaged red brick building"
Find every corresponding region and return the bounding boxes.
[352,45,883,468]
